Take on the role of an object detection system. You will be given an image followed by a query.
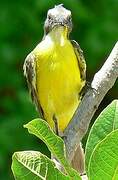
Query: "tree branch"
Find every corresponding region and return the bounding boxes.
[64,42,118,162]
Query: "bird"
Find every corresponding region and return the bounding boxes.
[23,4,86,173]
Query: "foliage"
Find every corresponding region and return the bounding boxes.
[0,0,118,179]
[85,100,118,179]
[12,119,80,179]
[12,151,70,180]
[11,100,118,179]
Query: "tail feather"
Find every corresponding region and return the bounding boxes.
[71,143,85,174]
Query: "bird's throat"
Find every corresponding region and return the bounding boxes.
[48,26,68,46]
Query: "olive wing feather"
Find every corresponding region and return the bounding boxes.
[71,40,86,81]
[23,53,43,118]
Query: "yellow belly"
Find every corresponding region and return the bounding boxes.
[34,36,83,132]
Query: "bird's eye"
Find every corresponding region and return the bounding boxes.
[68,16,72,21]
[48,15,51,20]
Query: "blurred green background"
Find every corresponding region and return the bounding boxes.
[0,0,118,179]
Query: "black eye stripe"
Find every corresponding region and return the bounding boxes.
[68,16,72,20]
[48,15,52,20]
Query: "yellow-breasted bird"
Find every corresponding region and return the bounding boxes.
[23,4,86,173]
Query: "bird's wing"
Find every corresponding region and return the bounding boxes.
[71,40,86,81]
[23,53,44,118]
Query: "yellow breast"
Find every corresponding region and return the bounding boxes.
[33,27,83,132]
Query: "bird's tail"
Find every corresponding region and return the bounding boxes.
[71,143,85,174]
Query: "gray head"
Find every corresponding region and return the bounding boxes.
[44,4,73,34]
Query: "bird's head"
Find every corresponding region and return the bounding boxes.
[44,4,72,34]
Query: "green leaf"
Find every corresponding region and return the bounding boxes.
[24,119,81,179]
[88,129,118,180]
[11,151,70,180]
[85,100,118,172]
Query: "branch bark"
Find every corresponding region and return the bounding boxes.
[64,41,118,162]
